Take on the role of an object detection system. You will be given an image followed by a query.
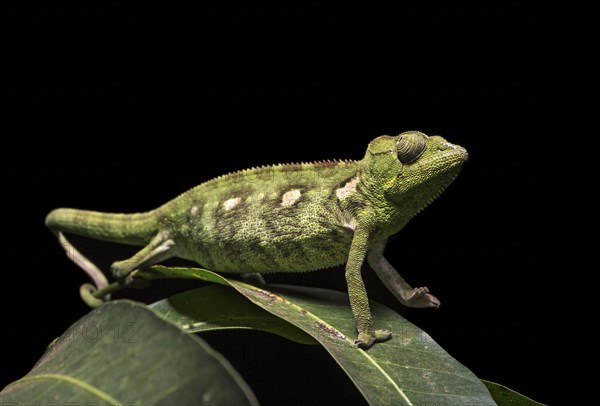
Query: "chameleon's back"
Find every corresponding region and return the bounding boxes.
[165,161,361,273]
[47,133,466,278]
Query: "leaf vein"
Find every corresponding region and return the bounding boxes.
[6,374,120,405]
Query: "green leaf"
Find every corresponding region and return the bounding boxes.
[0,300,258,406]
[482,380,547,406]
[150,284,317,345]
[140,266,496,405]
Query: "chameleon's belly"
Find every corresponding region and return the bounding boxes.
[177,197,354,273]
[188,229,351,273]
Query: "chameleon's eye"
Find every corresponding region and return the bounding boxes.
[397,132,426,164]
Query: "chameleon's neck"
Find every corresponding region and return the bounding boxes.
[357,175,460,242]
[346,158,438,241]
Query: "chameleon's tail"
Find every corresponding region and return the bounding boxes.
[45,208,159,246]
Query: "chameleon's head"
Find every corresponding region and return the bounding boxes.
[363,131,468,213]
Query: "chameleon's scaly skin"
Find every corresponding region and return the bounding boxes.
[46,131,468,348]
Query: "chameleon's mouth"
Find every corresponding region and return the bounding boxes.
[457,146,469,162]
[418,146,469,172]
[436,139,469,161]
[439,145,469,164]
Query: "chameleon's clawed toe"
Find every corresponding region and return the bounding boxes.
[355,332,375,349]
[355,329,393,349]
[111,260,133,278]
[374,329,392,341]
[407,287,441,308]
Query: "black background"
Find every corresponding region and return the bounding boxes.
[1,1,555,405]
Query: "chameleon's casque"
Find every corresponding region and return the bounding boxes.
[46,131,468,348]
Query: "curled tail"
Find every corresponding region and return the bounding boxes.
[45,208,159,246]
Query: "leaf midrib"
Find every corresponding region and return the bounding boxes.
[233,280,414,405]
[356,348,414,405]
[6,373,120,405]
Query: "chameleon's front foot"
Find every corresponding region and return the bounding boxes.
[355,329,392,349]
[405,287,441,308]
[111,264,151,289]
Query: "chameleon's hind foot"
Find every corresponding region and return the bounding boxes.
[111,260,136,279]
[110,230,176,278]
[355,329,392,349]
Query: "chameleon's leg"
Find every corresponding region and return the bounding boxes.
[111,230,176,279]
[346,230,392,349]
[367,239,440,308]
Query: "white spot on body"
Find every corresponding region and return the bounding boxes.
[190,206,199,216]
[336,176,359,201]
[343,217,357,231]
[341,211,357,232]
[223,197,240,211]
[281,189,302,207]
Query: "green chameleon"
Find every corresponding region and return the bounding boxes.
[46,131,468,348]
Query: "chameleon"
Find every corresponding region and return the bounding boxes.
[46,131,468,348]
